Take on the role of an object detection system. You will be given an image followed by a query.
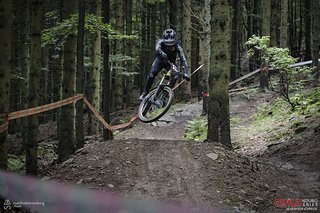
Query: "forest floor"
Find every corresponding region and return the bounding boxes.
[34,89,320,212]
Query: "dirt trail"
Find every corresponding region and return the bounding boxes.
[115,102,202,140]
[44,92,320,212]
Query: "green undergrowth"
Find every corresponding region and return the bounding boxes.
[38,145,57,159]
[8,154,25,172]
[184,116,207,141]
[236,87,320,145]
[7,144,56,172]
[184,88,320,146]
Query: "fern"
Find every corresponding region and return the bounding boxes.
[184,116,207,141]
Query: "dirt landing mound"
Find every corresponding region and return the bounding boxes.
[44,139,309,212]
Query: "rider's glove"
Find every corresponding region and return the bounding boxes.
[182,73,191,82]
[160,52,168,61]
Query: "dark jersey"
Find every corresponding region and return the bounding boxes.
[155,39,188,74]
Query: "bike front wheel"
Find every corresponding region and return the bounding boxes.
[138,86,174,123]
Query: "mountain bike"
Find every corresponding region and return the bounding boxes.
[138,63,179,123]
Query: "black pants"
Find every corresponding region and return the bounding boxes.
[142,57,179,94]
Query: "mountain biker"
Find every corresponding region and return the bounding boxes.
[139,29,191,101]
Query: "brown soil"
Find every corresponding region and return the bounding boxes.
[41,91,320,212]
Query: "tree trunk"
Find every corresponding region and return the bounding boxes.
[125,0,134,107]
[298,0,303,54]
[190,0,201,98]
[88,0,101,134]
[39,49,48,124]
[230,0,239,81]
[146,5,152,70]
[253,0,261,36]
[312,0,320,79]
[261,0,271,36]
[102,0,113,140]
[158,1,167,31]
[58,0,77,163]
[76,0,85,149]
[289,0,294,54]
[21,0,31,152]
[200,0,211,116]
[54,0,64,145]
[269,0,279,46]
[114,0,124,110]
[246,0,253,39]
[179,0,192,101]
[139,0,147,95]
[259,0,270,90]
[9,0,20,134]
[208,0,232,149]
[280,0,288,48]
[168,0,178,30]
[26,0,43,175]
[0,0,13,170]
[305,0,312,61]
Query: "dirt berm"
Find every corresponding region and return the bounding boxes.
[45,138,310,212]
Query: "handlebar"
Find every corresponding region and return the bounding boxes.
[167,61,179,73]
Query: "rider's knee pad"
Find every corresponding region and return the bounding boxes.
[171,73,179,80]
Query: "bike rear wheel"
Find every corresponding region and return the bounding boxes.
[138,86,174,123]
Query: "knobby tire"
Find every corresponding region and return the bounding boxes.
[138,86,174,123]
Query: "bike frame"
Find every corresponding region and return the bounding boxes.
[138,63,180,123]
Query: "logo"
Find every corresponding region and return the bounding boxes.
[3,199,11,210]
[274,198,302,207]
[274,198,318,211]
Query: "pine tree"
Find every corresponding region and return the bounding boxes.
[0,0,13,170]
[280,0,288,48]
[208,0,232,149]
[88,0,101,134]
[114,0,124,110]
[180,0,192,101]
[76,0,85,148]
[25,0,43,175]
[58,0,77,163]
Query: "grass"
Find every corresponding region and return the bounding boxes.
[233,87,320,146]
[185,87,320,147]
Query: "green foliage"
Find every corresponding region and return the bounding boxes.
[42,13,77,47]
[184,116,207,141]
[38,145,56,159]
[8,154,24,172]
[42,12,137,47]
[146,0,166,4]
[11,72,25,81]
[249,88,320,142]
[245,35,313,110]
[246,35,270,58]
[267,47,296,71]
[292,88,320,114]
[252,99,291,121]
[110,54,139,76]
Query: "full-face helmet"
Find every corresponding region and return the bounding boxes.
[162,29,176,47]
